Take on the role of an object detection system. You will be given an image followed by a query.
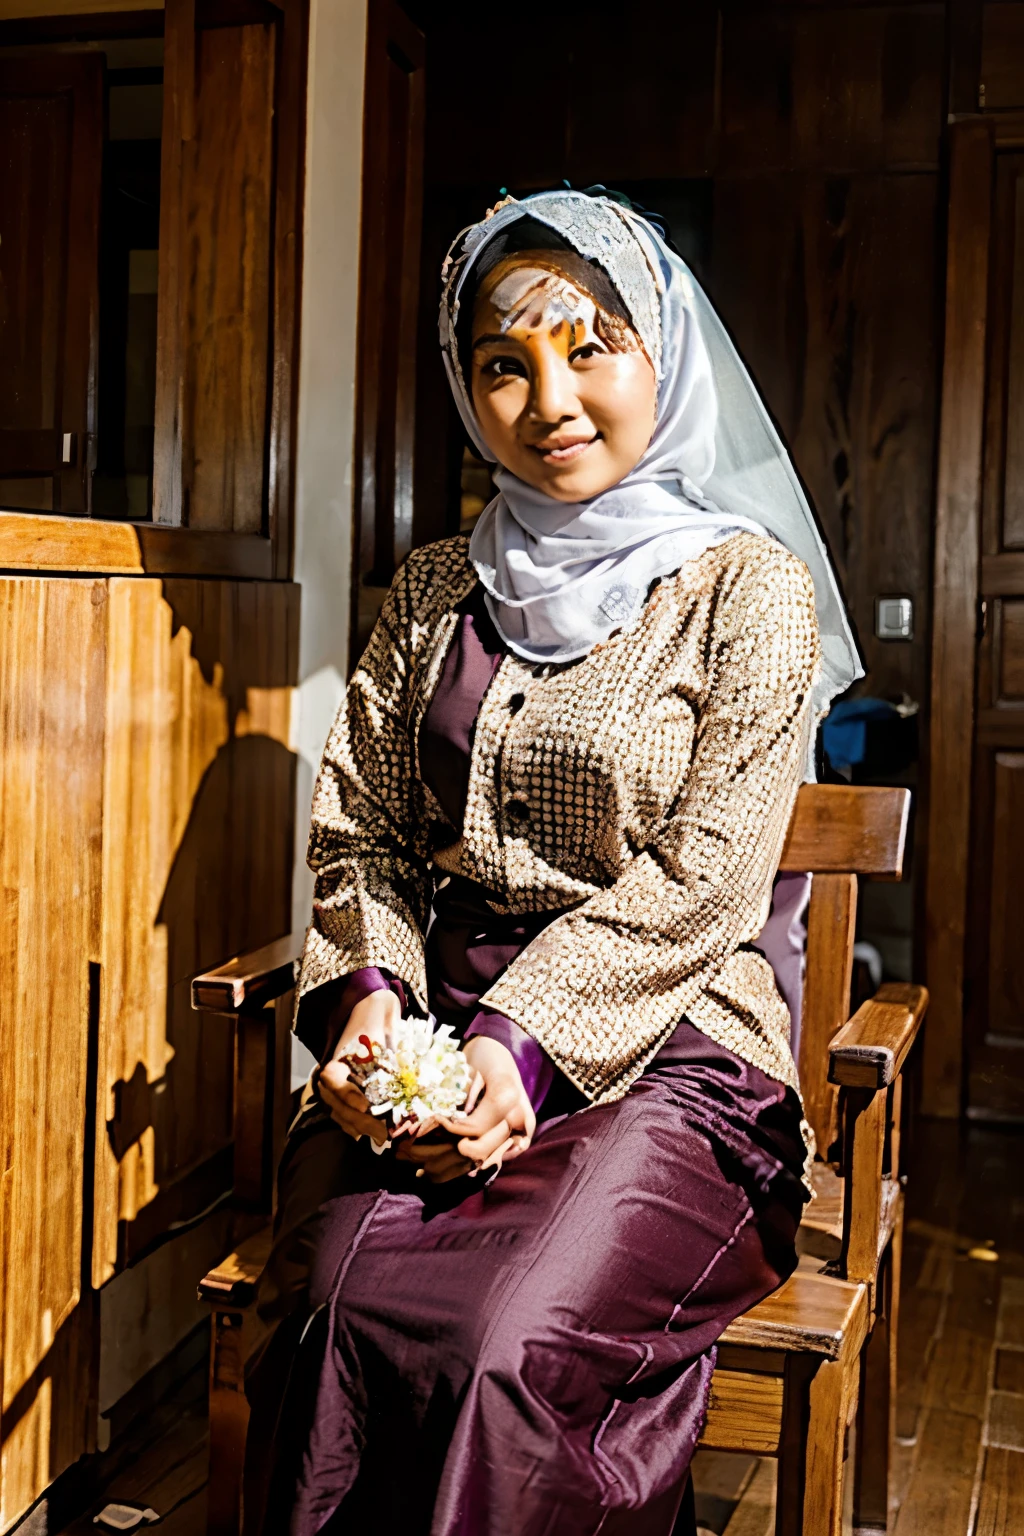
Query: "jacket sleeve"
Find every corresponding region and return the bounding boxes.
[480,546,820,1103]
[296,562,433,1016]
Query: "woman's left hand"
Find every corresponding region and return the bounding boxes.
[394,1035,536,1184]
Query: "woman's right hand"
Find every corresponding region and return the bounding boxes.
[317,988,402,1146]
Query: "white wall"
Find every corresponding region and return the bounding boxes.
[289,0,368,1078]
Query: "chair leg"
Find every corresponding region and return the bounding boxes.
[853,1215,902,1531]
[208,1309,250,1536]
[777,1352,858,1536]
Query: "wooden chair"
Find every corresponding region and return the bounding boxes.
[191,783,926,1536]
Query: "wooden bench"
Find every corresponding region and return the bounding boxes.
[192,782,925,1535]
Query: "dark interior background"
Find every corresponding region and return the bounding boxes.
[404,0,949,985]
[408,0,944,722]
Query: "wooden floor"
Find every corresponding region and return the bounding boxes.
[56,1117,1024,1536]
[692,1116,1024,1535]
[58,1360,209,1535]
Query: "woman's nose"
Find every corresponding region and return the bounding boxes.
[529,349,580,425]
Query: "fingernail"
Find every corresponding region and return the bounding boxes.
[415,1168,426,1179]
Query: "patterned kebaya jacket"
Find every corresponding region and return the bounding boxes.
[298,530,821,1107]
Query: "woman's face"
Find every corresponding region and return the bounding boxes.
[469,255,657,502]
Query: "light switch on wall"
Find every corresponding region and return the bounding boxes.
[875,596,914,641]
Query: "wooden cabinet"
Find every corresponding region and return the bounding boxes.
[0,570,297,1527]
[0,1,307,1527]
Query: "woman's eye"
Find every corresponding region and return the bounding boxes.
[486,356,528,379]
[569,343,605,364]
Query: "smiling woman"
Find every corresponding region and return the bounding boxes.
[469,251,658,499]
[244,188,863,1536]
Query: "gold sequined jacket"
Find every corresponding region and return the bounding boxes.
[298,531,820,1105]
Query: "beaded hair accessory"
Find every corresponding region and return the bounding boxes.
[439,190,666,404]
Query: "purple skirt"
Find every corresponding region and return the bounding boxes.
[245,1020,806,1536]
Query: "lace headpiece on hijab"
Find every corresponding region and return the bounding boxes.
[438,190,862,755]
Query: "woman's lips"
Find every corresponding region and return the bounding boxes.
[532,434,599,464]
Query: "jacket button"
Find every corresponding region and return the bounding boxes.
[505,799,529,820]
[508,692,526,714]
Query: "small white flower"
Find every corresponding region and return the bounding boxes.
[341,1017,472,1129]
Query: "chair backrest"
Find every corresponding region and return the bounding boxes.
[781,784,910,1156]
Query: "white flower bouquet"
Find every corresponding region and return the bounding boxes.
[340,1017,472,1133]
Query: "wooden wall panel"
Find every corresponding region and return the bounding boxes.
[565,7,718,182]
[185,26,275,534]
[0,579,104,1529]
[987,753,1024,1038]
[93,577,298,1284]
[711,170,940,706]
[719,5,943,174]
[1000,600,1024,697]
[982,3,1024,111]
[423,4,568,190]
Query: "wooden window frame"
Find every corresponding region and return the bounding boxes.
[0,0,308,583]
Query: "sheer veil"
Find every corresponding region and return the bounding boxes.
[439,190,863,761]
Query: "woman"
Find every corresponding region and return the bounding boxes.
[246,189,861,1535]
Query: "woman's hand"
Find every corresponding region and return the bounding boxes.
[395,1034,536,1184]
[317,989,402,1146]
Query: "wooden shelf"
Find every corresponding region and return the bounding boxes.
[0,510,274,579]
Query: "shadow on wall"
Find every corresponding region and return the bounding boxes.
[0,571,299,1504]
[97,575,299,1278]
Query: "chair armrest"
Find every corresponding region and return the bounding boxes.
[198,1223,273,1307]
[828,982,929,1090]
[191,931,304,1014]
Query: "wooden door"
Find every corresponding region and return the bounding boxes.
[926,118,1024,1119]
[965,147,1024,1119]
[0,55,103,515]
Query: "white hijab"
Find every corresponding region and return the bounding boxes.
[439,191,862,736]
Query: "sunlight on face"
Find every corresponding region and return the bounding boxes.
[470,253,657,503]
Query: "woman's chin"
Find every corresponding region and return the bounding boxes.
[514,457,624,504]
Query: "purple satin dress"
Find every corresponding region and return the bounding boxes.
[245,585,808,1536]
